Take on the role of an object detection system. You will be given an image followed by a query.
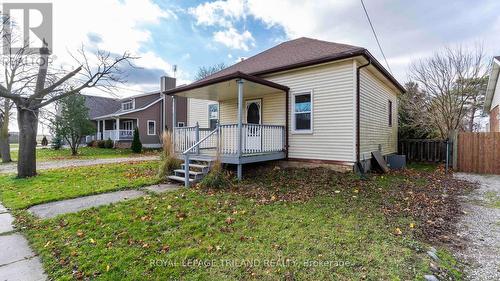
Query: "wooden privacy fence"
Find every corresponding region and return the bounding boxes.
[457,132,500,174]
[398,139,450,163]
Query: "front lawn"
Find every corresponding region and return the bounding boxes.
[0,161,160,209]
[7,146,159,162]
[15,166,472,280]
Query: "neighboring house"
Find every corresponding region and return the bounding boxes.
[84,77,187,148]
[166,37,404,183]
[485,56,500,132]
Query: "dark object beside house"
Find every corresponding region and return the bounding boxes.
[371,151,390,173]
[386,154,406,170]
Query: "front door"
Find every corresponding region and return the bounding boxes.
[245,99,262,152]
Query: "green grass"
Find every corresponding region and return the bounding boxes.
[0,161,160,209]
[484,191,500,209]
[7,147,159,162]
[14,169,438,280]
[407,162,439,172]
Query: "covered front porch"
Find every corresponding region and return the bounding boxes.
[87,118,137,142]
[168,72,289,185]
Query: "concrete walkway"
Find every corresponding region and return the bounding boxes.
[28,184,180,219]
[0,203,46,281]
[453,173,500,281]
[0,156,159,174]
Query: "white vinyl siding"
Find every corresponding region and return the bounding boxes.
[359,68,398,160]
[187,98,218,128]
[219,92,286,126]
[265,61,356,163]
[492,75,500,110]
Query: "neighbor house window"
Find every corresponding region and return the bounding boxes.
[388,100,393,127]
[147,120,156,135]
[177,122,185,127]
[208,103,219,130]
[293,91,312,133]
[122,99,134,111]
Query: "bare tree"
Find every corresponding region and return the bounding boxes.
[409,45,488,138]
[0,21,134,177]
[194,63,226,81]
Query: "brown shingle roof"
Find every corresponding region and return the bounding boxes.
[199,37,364,82]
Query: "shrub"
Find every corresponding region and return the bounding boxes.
[97,140,105,148]
[158,131,181,179]
[199,157,231,189]
[104,138,114,149]
[41,136,48,146]
[86,140,96,147]
[131,128,142,153]
[51,135,63,150]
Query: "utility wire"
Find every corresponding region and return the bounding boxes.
[360,0,393,74]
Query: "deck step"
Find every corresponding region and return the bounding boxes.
[174,169,205,176]
[181,163,208,169]
[168,175,195,183]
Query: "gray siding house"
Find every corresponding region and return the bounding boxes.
[84,77,187,148]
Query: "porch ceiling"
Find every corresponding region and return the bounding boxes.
[167,72,289,101]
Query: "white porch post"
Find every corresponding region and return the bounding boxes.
[97,120,100,140]
[172,96,177,130]
[115,118,120,141]
[237,79,244,180]
[103,120,106,140]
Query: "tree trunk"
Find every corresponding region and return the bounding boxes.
[0,100,12,162]
[17,107,39,178]
[0,119,10,162]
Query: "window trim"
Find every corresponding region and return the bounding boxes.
[291,90,313,134]
[177,121,185,127]
[208,103,219,129]
[147,120,156,135]
[121,99,135,111]
[388,100,393,127]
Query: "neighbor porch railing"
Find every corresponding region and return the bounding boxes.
[95,130,134,141]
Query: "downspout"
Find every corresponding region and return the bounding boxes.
[356,59,371,171]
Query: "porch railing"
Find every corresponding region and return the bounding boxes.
[174,123,285,155]
[96,130,134,141]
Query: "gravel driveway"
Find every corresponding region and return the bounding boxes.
[453,173,500,281]
[0,156,159,174]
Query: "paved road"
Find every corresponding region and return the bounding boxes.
[453,173,500,281]
[0,156,159,174]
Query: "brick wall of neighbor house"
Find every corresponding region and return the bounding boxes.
[490,106,499,132]
[121,102,162,145]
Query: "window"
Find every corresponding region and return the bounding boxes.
[388,100,393,127]
[122,99,134,111]
[208,103,219,130]
[293,92,312,133]
[122,120,133,131]
[177,122,185,127]
[147,120,156,135]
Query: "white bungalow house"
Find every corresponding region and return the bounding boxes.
[164,37,405,185]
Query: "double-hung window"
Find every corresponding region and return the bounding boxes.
[293,92,313,133]
[147,120,156,135]
[122,100,134,111]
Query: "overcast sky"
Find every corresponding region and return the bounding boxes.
[5,0,500,131]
